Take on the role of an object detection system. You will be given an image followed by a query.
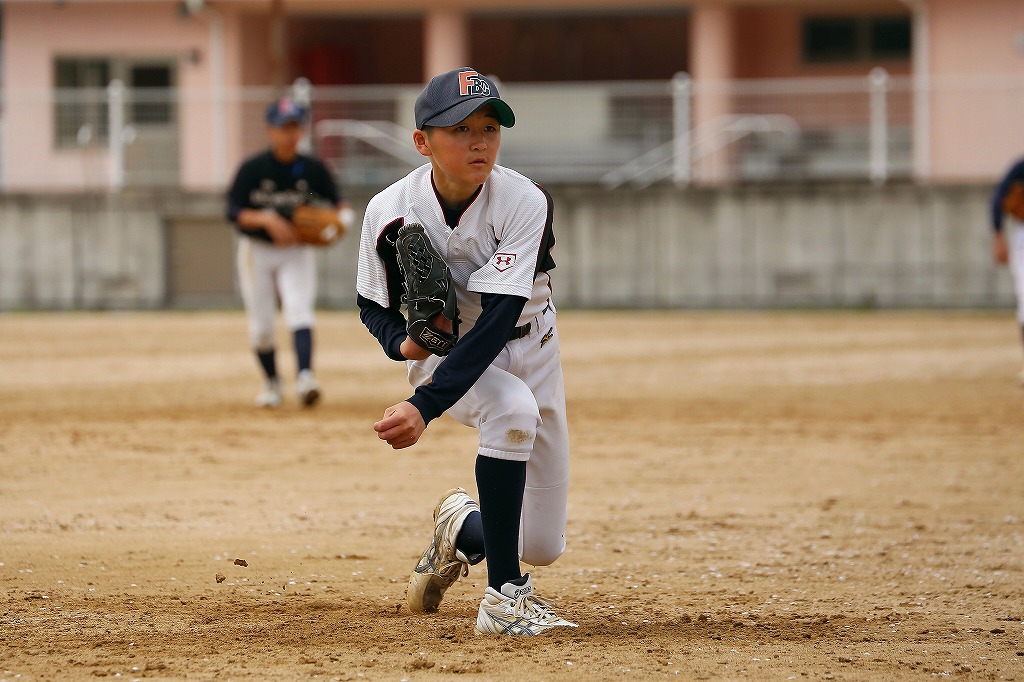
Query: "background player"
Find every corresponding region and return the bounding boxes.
[227,96,350,407]
[990,156,1024,384]
[355,67,577,635]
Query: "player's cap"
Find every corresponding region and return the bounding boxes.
[415,67,515,130]
[265,96,307,126]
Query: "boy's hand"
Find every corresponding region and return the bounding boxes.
[263,210,299,247]
[374,401,426,449]
[400,337,432,361]
[400,313,453,360]
[994,232,1009,265]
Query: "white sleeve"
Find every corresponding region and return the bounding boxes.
[467,191,548,299]
[355,197,393,309]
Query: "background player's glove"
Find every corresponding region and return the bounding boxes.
[291,203,351,246]
[1003,181,1024,221]
[395,222,460,356]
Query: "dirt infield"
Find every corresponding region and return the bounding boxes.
[1,310,1022,681]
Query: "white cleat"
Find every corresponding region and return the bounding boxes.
[407,487,479,613]
[255,377,282,408]
[296,370,321,407]
[474,573,578,636]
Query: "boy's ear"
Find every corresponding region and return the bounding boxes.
[412,129,431,157]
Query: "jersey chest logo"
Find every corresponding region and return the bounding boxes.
[492,252,517,272]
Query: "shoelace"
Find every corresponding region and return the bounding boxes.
[510,593,564,625]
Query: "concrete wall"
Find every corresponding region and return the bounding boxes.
[0,183,1012,311]
[551,183,1009,309]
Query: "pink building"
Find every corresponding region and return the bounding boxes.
[2,0,1023,190]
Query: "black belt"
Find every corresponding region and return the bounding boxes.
[508,322,532,341]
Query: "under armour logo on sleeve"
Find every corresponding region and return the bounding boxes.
[492,253,517,272]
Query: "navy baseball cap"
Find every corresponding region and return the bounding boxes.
[415,67,515,130]
[266,96,307,126]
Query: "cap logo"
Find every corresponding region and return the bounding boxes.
[279,98,299,116]
[458,70,490,97]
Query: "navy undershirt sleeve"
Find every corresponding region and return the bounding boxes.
[407,293,528,425]
[991,159,1024,232]
[357,294,408,361]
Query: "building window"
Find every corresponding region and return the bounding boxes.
[129,64,173,125]
[54,58,110,148]
[53,58,175,149]
[802,15,911,63]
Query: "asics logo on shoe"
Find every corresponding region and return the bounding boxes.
[511,586,532,599]
[496,617,536,636]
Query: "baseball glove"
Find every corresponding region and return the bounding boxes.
[395,222,460,356]
[1003,181,1024,221]
[292,204,349,246]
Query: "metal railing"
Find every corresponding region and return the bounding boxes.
[601,113,803,189]
[0,70,972,192]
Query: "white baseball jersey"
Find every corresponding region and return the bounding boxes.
[356,163,555,335]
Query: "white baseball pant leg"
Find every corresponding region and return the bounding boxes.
[277,245,317,332]
[237,239,317,350]
[237,238,278,350]
[408,306,570,567]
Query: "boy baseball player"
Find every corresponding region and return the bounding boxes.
[355,67,576,635]
[991,156,1024,384]
[227,97,350,408]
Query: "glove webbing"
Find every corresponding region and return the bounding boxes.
[402,233,448,304]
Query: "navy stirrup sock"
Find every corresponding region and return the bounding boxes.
[475,455,527,590]
[256,349,277,379]
[293,327,313,373]
[455,511,485,565]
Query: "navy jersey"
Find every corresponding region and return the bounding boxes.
[226,151,341,242]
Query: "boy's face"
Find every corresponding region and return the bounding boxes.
[268,120,303,161]
[415,105,502,197]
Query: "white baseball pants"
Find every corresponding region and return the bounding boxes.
[236,237,317,350]
[407,305,570,567]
